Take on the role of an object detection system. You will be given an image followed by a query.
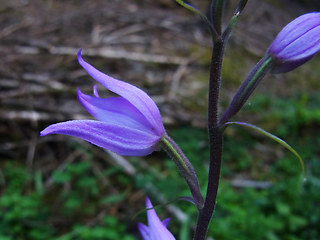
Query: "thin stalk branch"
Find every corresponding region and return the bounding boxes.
[176,0,219,42]
[220,55,274,124]
[210,0,226,34]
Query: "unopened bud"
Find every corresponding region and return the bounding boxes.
[268,12,320,74]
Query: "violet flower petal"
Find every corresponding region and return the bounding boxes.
[77,50,165,136]
[40,120,160,156]
[77,89,154,133]
[146,197,164,228]
[162,218,170,228]
[138,223,150,239]
[138,197,175,240]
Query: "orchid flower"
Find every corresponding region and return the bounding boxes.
[268,12,320,73]
[138,197,176,240]
[41,50,165,156]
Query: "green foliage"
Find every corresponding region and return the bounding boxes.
[57,217,136,240]
[1,93,320,240]
[147,93,320,240]
[246,93,320,137]
[0,163,54,240]
[0,160,135,240]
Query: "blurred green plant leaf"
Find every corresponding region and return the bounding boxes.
[225,121,305,176]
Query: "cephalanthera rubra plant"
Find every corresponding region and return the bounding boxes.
[41,1,320,239]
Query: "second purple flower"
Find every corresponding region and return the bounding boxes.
[138,197,176,240]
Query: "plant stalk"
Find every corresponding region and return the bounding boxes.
[193,38,225,240]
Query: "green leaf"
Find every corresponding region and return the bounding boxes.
[224,121,305,176]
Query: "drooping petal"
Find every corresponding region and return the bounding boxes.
[77,50,165,136]
[40,120,160,156]
[77,89,155,134]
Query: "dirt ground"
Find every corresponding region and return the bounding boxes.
[0,0,310,143]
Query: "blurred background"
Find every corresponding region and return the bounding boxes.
[1,0,320,239]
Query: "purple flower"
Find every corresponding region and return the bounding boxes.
[268,12,320,73]
[40,50,165,156]
[138,197,176,240]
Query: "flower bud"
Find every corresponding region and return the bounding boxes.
[268,12,320,73]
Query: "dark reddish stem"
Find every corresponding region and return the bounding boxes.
[193,38,225,240]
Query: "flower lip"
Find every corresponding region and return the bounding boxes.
[76,88,156,135]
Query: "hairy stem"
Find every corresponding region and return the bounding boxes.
[193,39,225,240]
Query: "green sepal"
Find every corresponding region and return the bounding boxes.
[224,121,306,176]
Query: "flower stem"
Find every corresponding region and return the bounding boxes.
[220,55,274,124]
[161,134,204,209]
